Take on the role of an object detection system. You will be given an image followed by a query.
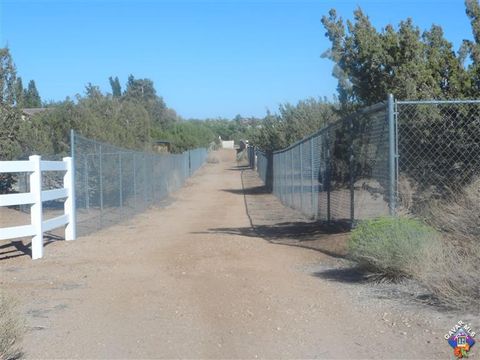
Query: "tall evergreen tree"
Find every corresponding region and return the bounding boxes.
[109,76,122,97]
[464,0,480,95]
[24,79,41,107]
[14,76,24,107]
[0,47,17,105]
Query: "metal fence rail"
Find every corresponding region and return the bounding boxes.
[72,131,208,236]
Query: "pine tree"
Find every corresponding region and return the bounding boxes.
[109,76,122,97]
[14,76,24,107]
[0,47,17,105]
[24,80,41,107]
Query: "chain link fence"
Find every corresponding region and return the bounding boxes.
[396,100,480,215]
[72,131,208,236]
[253,97,480,225]
[254,102,392,223]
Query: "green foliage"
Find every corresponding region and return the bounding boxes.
[24,79,41,107]
[123,74,175,129]
[202,116,258,144]
[153,121,216,153]
[253,98,338,151]
[0,47,17,105]
[14,76,24,108]
[0,105,22,160]
[321,7,468,110]
[109,76,122,98]
[349,217,438,279]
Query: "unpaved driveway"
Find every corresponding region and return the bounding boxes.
[0,150,455,358]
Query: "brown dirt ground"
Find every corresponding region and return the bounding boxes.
[0,149,472,359]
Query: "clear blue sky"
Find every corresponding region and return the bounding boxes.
[0,0,474,119]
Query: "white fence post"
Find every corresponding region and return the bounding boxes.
[29,155,43,260]
[63,157,76,241]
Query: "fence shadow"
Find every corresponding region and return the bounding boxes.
[0,233,61,261]
[221,186,269,196]
[312,266,371,284]
[226,165,251,171]
[198,220,349,259]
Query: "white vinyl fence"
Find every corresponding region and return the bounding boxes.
[0,155,76,259]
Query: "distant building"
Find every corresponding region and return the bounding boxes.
[221,140,234,149]
[21,107,49,120]
[153,140,171,153]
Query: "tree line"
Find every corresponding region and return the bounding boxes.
[254,0,480,151]
[3,1,480,158]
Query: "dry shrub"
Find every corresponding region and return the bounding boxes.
[0,292,23,360]
[425,178,480,242]
[396,175,416,216]
[206,153,220,164]
[415,238,480,310]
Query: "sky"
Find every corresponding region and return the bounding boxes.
[0,0,474,119]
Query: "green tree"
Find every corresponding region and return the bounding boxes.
[124,75,157,101]
[14,76,24,108]
[321,8,467,108]
[463,0,480,95]
[0,47,17,105]
[24,79,41,107]
[253,99,338,151]
[109,76,122,98]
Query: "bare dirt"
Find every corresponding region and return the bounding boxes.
[0,150,473,359]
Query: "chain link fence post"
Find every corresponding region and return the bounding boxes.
[99,143,104,229]
[349,116,355,224]
[388,94,397,216]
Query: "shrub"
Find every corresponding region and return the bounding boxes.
[0,292,23,360]
[348,217,438,279]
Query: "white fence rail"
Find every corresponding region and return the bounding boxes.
[0,155,76,259]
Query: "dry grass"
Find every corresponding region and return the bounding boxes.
[425,178,480,242]
[410,178,480,309]
[393,177,480,309]
[0,292,23,360]
[414,238,480,310]
[396,175,416,216]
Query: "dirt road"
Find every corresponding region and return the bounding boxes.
[0,150,456,358]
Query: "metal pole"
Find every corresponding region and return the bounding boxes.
[327,134,331,222]
[349,117,355,224]
[133,153,137,210]
[290,150,294,207]
[99,144,104,228]
[70,129,77,228]
[388,94,396,216]
[84,155,89,210]
[284,152,287,203]
[143,154,147,206]
[299,143,304,213]
[119,152,123,210]
[310,138,315,218]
